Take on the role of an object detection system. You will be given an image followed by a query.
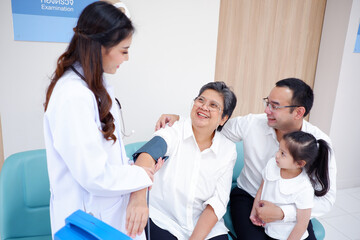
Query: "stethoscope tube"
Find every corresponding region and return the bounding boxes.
[114,98,134,138]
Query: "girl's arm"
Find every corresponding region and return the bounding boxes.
[287,208,311,240]
[189,205,218,240]
[250,180,264,226]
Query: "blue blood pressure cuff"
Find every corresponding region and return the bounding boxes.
[132,136,168,163]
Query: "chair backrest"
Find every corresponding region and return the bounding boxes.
[125,141,147,159]
[0,142,148,240]
[0,149,51,240]
[0,141,245,240]
[232,142,244,188]
[223,142,244,237]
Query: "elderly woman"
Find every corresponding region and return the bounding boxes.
[129,81,237,240]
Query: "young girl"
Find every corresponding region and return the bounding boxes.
[250,131,330,240]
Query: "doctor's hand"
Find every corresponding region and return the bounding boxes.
[126,189,148,238]
[154,157,165,173]
[141,167,155,182]
[155,114,179,131]
[141,157,164,188]
[255,200,284,224]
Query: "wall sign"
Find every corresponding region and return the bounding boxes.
[11,0,97,43]
[355,22,360,53]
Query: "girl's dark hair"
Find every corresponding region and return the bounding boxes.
[197,81,237,131]
[44,1,134,143]
[283,131,330,197]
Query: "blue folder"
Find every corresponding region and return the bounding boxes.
[55,210,131,240]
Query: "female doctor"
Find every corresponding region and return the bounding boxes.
[43,1,162,239]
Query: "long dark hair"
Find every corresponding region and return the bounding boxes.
[44,1,134,142]
[283,131,330,197]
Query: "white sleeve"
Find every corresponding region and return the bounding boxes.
[282,186,314,222]
[221,114,255,142]
[204,150,237,220]
[154,120,182,156]
[49,89,152,197]
[295,187,314,210]
[280,205,297,222]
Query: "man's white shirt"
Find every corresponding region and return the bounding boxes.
[221,113,336,221]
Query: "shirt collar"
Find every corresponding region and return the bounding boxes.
[263,117,277,141]
[183,118,193,140]
[300,119,307,131]
[71,62,111,92]
[183,117,220,155]
[210,131,221,155]
[262,114,274,136]
[265,158,310,194]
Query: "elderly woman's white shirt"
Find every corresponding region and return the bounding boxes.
[44,66,152,238]
[150,118,237,239]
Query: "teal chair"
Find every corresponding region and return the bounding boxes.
[0,149,51,240]
[0,142,325,240]
[0,143,148,240]
[124,141,147,159]
[223,142,325,240]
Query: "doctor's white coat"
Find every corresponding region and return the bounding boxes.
[43,65,152,239]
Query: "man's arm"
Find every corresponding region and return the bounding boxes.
[155,114,179,131]
[256,200,286,223]
[250,180,265,226]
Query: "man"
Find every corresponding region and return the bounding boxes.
[156,78,336,239]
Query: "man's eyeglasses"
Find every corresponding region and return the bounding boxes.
[263,97,299,112]
[194,96,222,113]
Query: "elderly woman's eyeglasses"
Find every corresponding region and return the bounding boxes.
[194,96,222,112]
[263,97,299,112]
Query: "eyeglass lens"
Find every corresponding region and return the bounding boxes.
[194,96,221,112]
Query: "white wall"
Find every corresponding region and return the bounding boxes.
[329,0,360,188]
[310,0,352,135]
[2,0,360,189]
[311,0,360,189]
[0,0,220,159]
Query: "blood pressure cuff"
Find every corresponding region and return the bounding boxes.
[132,136,168,163]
